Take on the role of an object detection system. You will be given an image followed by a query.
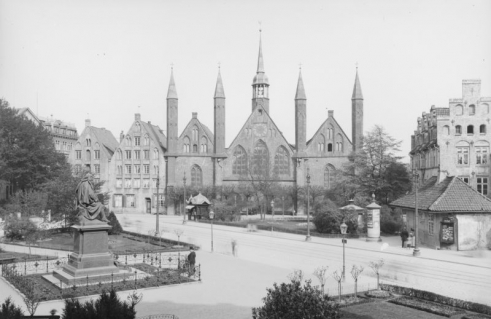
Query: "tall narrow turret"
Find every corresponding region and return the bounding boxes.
[166,67,178,208]
[214,68,226,156]
[295,68,307,156]
[251,30,270,113]
[351,68,364,153]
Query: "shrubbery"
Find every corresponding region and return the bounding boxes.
[0,297,24,319]
[62,289,137,319]
[313,199,358,234]
[252,278,340,319]
[380,205,403,234]
[108,211,123,235]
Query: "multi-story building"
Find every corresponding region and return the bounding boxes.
[39,115,79,158]
[410,79,491,197]
[108,114,167,214]
[71,119,119,192]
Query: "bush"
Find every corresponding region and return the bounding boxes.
[62,289,136,319]
[4,217,38,241]
[380,205,403,235]
[0,296,24,319]
[313,211,341,234]
[252,279,340,319]
[108,211,123,235]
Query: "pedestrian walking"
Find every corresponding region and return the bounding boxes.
[410,228,415,247]
[187,247,196,276]
[400,227,409,248]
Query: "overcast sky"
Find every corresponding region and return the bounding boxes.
[1,0,490,161]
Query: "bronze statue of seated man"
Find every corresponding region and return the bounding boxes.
[76,174,110,223]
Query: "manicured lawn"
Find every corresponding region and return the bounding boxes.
[341,300,447,319]
[0,251,56,262]
[33,233,178,252]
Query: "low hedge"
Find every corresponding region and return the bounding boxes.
[380,284,491,315]
[389,297,466,317]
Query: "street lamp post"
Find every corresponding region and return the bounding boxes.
[413,172,421,257]
[209,210,215,253]
[306,168,311,241]
[183,173,187,225]
[156,167,160,233]
[271,199,275,220]
[340,222,348,281]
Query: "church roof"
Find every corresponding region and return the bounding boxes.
[306,114,352,147]
[390,176,491,212]
[179,114,214,144]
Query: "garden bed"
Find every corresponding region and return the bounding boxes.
[365,289,392,299]
[3,263,196,301]
[389,297,466,317]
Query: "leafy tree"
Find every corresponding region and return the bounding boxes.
[313,200,341,234]
[0,99,68,193]
[108,211,123,235]
[62,289,136,319]
[0,297,24,319]
[252,278,340,319]
[380,205,403,234]
[3,216,42,255]
[335,125,411,205]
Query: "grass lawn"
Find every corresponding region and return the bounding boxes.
[33,233,179,252]
[0,251,56,262]
[341,300,447,319]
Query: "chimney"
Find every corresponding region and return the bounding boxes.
[328,110,334,118]
[135,113,141,121]
[120,131,124,142]
[192,112,198,119]
[85,119,91,127]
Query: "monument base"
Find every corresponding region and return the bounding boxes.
[54,219,120,285]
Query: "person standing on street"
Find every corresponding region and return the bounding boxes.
[187,247,196,276]
[401,227,409,248]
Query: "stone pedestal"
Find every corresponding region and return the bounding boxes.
[53,220,119,284]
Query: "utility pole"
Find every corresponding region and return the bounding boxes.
[156,167,160,233]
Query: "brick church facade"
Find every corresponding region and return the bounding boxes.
[161,34,364,215]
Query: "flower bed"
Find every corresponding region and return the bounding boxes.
[336,295,374,308]
[365,289,392,299]
[389,297,466,317]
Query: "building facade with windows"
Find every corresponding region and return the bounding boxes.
[70,119,119,193]
[162,33,363,215]
[108,114,167,214]
[39,116,78,157]
[410,79,491,197]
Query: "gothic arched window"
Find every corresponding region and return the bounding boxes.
[116,149,122,160]
[191,165,202,187]
[153,148,159,159]
[201,137,208,153]
[252,140,269,176]
[274,146,290,176]
[318,134,325,152]
[192,126,198,141]
[126,135,132,146]
[324,164,336,189]
[143,134,149,146]
[183,136,190,153]
[469,105,476,115]
[233,146,248,175]
[335,134,343,152]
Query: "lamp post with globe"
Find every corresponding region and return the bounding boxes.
[340,222,348,281]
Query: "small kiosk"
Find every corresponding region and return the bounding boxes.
[340,200,365,234]
[186,193,211,221]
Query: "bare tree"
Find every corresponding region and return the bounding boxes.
[23,285,41,316]
[127,290,143,309]
[369,259,385,290]
[313,266,329,294]
[350,265,364,298]
[173,229,184,247]
[332,270,343,302]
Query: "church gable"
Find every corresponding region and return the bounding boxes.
[306,113,352,157]
[224,106,294,180]
[178,113,214,155]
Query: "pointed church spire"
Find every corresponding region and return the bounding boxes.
[167,66,178,99]
[214,66,225,99]
[352,67,363,100]
[295,67,306,100]
[257,30,265,73]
